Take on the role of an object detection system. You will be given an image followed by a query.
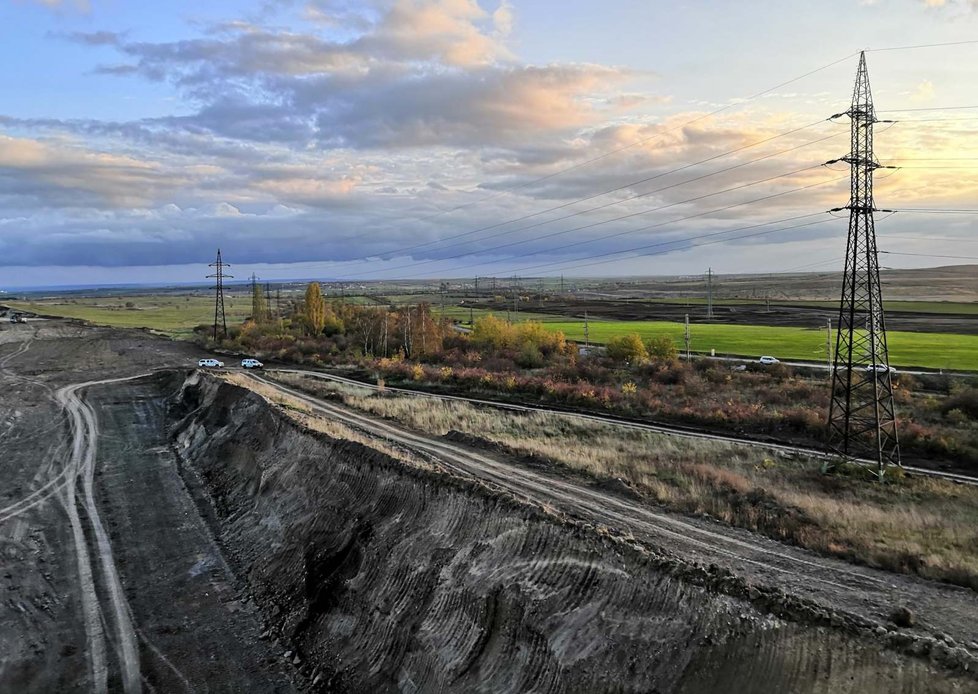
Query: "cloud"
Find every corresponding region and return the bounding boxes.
[24,0,91,11]
[64,5,636,151]
[0,134,177,208]
[6,1,974,280]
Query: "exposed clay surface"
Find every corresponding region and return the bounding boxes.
[0,322,294,692]
[2,320,977,693]
[172,372,976,693]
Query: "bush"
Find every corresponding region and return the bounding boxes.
[516,343,545,368]
[645,335,678,361]
[606,333,647,365]
[942,387,978,420]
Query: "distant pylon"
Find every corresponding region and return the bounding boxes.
[826,52,900,478]
[207,249,232,340]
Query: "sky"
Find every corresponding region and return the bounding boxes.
[1,0,978,288]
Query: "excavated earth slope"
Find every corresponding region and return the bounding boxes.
[171,372,973,693]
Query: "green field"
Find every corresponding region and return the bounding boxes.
[6,295,253,338]
[9,295,977,371]
[538,319,978,371]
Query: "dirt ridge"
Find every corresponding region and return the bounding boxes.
[170,373,975,693]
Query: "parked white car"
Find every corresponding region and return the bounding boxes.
[197,358,224,368]
[241,358,264,369]
[758,356,780,365]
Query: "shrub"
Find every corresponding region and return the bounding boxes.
[516,343,545,368]
[942,387,978,420]
[645,335,678,361]
[606,333,647,365]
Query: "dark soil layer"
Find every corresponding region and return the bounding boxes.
[485,297,978,335]
[171,373,972,693]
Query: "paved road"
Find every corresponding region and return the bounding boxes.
[247,371,978,655]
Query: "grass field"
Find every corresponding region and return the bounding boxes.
[9,294,977,370]
[6,295,253,338]
[542,319,978,371]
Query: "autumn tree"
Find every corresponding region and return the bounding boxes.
[303,282,326,335]
[606,333,647,365]
[471,314,515,350]
[251,280,269,323]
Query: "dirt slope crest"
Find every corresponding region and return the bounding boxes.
[170,373,972,693]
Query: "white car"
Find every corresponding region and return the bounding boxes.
[198,358,224,368]
[241,358,264,369]
[865,363,896,375]
[758,356,780,365]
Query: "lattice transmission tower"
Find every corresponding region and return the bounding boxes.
[826,52,900,478]
[207,249,232,340]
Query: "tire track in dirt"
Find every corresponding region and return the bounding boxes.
[280,368,978,486]
[57,375,150,694]
[252,373,882,591]
[249,372,978,650]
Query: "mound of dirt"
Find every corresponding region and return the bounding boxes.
[170,374,971,693]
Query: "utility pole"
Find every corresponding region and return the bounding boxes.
[584,311,590,354]
[513,275,519,319]
[826,319,833,372]
[560,274,565,295]
[264,282,272,321]
[684,314,691,362]
[706,268,714,319]
[207,249,232,341]
[826,51,900,478]
[249,272,265,323]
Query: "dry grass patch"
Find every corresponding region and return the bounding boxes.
[270,372,978,590]
[219,373,437,472]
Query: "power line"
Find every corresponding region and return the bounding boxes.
[880,250,978,261]
[878,105,978,113]
[506,216,834,277]
[365,118,838,262]
[867,39,978,52]
[393,53,859,227]
[406,175,846,279]
[891,208,978,214]
[350,133,843,278]
[353,166,838,280]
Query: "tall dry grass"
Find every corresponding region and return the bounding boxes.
[272,372,978,590]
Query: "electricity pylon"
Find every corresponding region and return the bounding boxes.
[207,249,232,340]
[826,52,900,478]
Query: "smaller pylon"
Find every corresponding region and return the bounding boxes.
[207,249,232,340]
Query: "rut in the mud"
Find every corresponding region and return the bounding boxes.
[171,372,972,693]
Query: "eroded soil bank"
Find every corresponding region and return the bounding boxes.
[171,372,973,693]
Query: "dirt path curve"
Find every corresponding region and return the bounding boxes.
[278,368,978,485]
[250,372,978,653]
[55,374,149,694]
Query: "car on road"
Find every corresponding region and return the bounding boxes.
[241,358,264,369]
[758,355,780,365]
[865,363,897,375]
[197,358,224,368]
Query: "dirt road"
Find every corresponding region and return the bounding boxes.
[249,372,978,658]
